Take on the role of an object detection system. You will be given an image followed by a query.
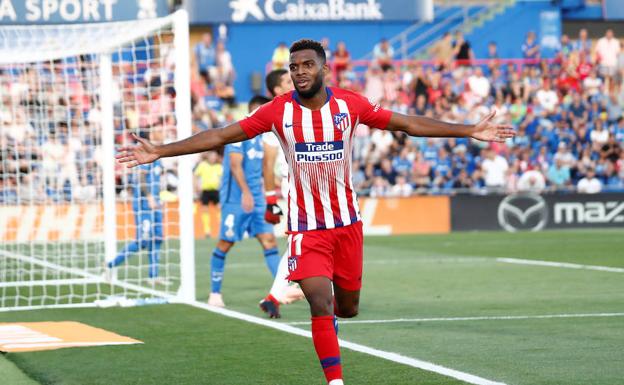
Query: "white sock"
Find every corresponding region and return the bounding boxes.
[328,380,344,385]
[269,251,290,303]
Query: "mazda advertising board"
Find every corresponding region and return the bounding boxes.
[451,193,624,232]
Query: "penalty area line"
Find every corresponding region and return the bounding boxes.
[188,301,508,385]
[497,257,624,273]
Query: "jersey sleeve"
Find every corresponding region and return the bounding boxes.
[239,101,276,139]
[353,93,392,130]
[227,141,243,154]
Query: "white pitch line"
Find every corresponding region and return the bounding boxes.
[189,301,507,385]
[497,257,624,273]
[285,312,624,326]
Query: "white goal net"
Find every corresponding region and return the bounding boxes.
[0,11,195,311]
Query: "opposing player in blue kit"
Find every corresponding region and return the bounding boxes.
[107,131,164,284]
[208,95,281,307]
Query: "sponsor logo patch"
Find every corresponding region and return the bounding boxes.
[295,141,344,163]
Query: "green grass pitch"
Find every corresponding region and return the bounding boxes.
[1,230,623,384]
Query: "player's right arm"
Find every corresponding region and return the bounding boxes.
[352,92,515,142]
[117,123,248,168]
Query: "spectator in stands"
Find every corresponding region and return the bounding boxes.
[517,166,546,192]
[583,69,603,100]
[321,37,332,62]
[453,31,473,66]
[600,133,621,164]
[481,147,509,189]
[212,64,236,107]
[369,176,389,198]
[559,34,573,57]
[521,31,540,63]
[577,168,602,193]
[271,42,290,70]
[382,67,401,105]
[553,142,576,169]
[389,175,414,197]
[467,67,490,102]
[430,32,454,70]
[377,158,397,185]
[412,151,431,189]
[535,78,559,114]
[373,38,394,71]
[590,120,609,149]
[613,117,624,143]
[333,41,351,78]
[364,64,384,104]
[595,29,620,79]
[215,40,234,83]
[392,147,413,177]
[194,32,216,85]
[452,169,473,190]
[605,93,622,124]
[352,160,366,192]
[573,28,592,55]
[487,41,499,60]
[547,158,571,190]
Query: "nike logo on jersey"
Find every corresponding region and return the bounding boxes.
[284,123,293,128]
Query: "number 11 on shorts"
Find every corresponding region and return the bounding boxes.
[287,234,303,272]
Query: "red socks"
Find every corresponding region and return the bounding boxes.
[311,315,342,383]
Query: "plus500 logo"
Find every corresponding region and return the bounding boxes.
[295,141,343,163]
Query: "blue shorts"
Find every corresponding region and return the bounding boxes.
[135,209,163,244]
[219,204,273,242]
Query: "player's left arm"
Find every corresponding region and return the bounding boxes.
[385,110,515,142]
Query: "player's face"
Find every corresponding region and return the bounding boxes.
[289,49,327,98]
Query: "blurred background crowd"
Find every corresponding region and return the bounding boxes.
[2,24,623,205]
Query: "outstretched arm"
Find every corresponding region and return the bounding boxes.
[385,110,515,142]
[116,123,248,168]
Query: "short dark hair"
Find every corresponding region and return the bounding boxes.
[265,69,288,97]
[289,39,326,63]
[249,95,271,109]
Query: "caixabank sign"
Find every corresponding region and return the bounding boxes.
[186,0,429,24]
[451,193,624,232]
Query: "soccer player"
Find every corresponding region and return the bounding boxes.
[116,39,514,385]
[107,131,164,284]
[207,95,281,307]
[259,68,306,318]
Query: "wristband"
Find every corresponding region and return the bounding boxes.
[265,191,277,205]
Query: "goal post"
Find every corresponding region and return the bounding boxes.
[0,10,195,311]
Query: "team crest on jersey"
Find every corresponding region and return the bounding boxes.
[288,256,298,272]
[333,113,349,131]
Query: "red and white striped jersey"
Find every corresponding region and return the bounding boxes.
[240,87,392,232]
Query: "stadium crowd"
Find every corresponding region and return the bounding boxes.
[190,29,624,197]
[2,27,624,205]
[0,32,181,204]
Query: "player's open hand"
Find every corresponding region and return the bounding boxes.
[116,134,160,168]
[471,110,515,143]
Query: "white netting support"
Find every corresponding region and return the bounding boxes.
[0,10,194,311]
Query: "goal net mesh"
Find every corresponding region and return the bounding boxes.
[0,14,193,310]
